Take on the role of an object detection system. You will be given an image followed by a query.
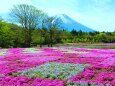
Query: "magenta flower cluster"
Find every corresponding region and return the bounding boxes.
[0,76,65,86]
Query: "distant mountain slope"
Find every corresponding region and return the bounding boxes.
[56,14,96,32]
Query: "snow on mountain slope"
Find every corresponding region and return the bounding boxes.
[56,14,96,32]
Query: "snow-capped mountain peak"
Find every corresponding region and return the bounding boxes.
[55,14,95,32]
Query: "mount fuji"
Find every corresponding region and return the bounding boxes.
[55,14,96,32]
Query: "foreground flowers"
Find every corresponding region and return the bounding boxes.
[0,47,115,85]
[0,76,66,86]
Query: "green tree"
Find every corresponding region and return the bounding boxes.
[0,21,14,47]
[10,4,43,47]
[45,16,62,47]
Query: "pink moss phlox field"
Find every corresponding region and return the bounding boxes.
[0,47,115,85]
[70,64,115,85]
[0,76,66,86]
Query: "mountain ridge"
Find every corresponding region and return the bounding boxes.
[55,14,96,32]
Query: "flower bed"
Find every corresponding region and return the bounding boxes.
[0,47,115,85]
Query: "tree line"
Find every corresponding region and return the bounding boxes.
[0,4,115,48]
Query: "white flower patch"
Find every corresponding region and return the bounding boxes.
[63,50,89,54]
[53,48,67,52]
[0,74,4,77]
[53,48,89,54]
[12,62,89,80]
[0,49,8,56]
[22,48,43,53]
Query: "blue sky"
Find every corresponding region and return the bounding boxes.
[0,0,115,32]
